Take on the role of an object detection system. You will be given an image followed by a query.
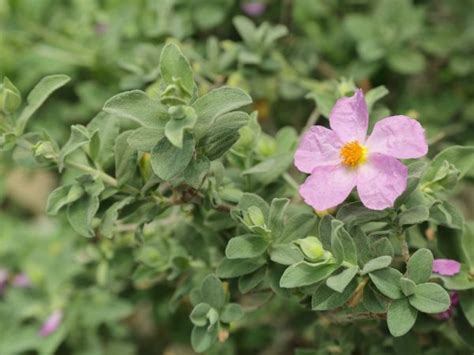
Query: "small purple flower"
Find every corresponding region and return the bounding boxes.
[436,292,459,320]
[241,2,266,17]
[0,269,9,294]
[12,273,31,288]
[432,259,461,276]
[39,310,63,337]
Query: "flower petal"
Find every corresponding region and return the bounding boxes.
[299,164,356,211]
[294,126,342,173]
[357,154,408,210]
[329,89,368,143]
[432,259,461,276]
[366,115,428,159]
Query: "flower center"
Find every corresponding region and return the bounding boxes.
[340,141,368,167]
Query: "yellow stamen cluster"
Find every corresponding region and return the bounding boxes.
[340,141,368,167]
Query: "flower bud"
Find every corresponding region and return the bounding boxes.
[296,236,325,261]
[256,134,276,157]
[243,206,266,228]
[33,141,58,162]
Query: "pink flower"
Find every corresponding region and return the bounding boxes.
[12,273,31,288]
[241,2,266,17]
[295,89,428,211]
[0,268,8,294]
[436,291,459,320]
[39,310,63,337]
[432,258,461,276]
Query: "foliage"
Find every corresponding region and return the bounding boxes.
[1,0,473,354]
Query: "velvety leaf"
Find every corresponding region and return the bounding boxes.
[165,114,197,148]
[398,206,430,226]
[238,267,267,293]
[150,134,195,180]
[58,125,91,171]
[103,90,167,128]
[67,195,99,238]
[216,258,266,278]
[312,281,357,311]
[17,74,70,133]
[190,303,212,327]
[409,282,451,313]
[422,145,474,181]
[406,248,433,284]
[160,43,194,96]
[225,234,268,259]
[369,268,404,299]
[459,290,474,327]
[326,266,359,293]
[331,220,357,265]
[242,153,294,185]
[280,261,338,288]
[200,111,249,160]
[400,277,417,297]
[269,244,304,265]
[268,198,290,235]
[127,127,164,152]
[361,256,392,275]
[220,303,244,323]
[429,201,464,229]
[191,325,218,353]
[278,213,318,243]
[387,298,418,337]
[201,275,225,310]
[192,87,252,139]
[114,131,137,186]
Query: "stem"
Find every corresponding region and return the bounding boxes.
[65,161,140,195]
[282,173,299,191]
[398,232,410,263]
[303,108,320,132]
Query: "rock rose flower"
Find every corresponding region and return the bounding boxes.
[39,310,63,337]
[432,258,461,276]
[295,89,428,210]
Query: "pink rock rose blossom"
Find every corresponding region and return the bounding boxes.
[432,258,461,276]
[295,89,428,210]
[241,2,266,17]
[39,310,63,337]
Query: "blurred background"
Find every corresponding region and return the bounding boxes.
[1,0,473,354]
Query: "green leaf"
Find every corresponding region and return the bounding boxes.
[387,49,426,75]
[387,298,418,337]
[225,234,268,259]
[278,213,318,243]
[165,114,197,148]
[114,131,137,186]
[103,90,167,128]
[201,275,225,310]
[1,77,21,114]
[369,268,404,299]
[216,258,266,278]
[331,220,357,265]
[312,281,357,311]
[160,43,194,96]
[268,198,289,234]
[435,265,474,291]
[238,193,270,222]
[238,267,267,293]
[400,277,417,297]
[127,127,164,152]
[372,237,394,257]
[220,303,244,324]
[406,248,433,284]
[423,146,474,181]
[409,282,450,313]
[200,111,249,160]
[181,156,210,189]
[429,201,464,229]
[190,303,212,327]
[58,125,91,171]
[363,285,388,313]
[280,261,338,288]
[191,325,218,353]
[150,134,195,180]
[192,87,252,139]
[46,184,83,215]
[17,74,70,134]
[398,206,430,226]
[296,236,326,261]
[99,197,135,238]
[269,244,304,265]
[242,153,294,185]
[365,86,389,113]
[459,290,474,327]
[361,256,393,275]
[326,266,359,293]
[67,194,99,238]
